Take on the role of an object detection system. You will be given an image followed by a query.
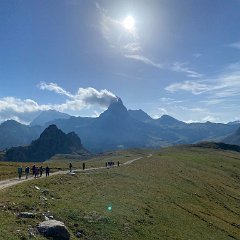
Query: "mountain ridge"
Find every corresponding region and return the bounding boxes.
[0,99,240,152]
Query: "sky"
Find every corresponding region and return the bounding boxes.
[0,0,240,124]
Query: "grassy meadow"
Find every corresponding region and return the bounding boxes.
[0,146,240,239]
[0,149,144,180]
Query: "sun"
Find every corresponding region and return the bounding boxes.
[122,16,135,31]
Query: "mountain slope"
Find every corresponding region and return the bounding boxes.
[30,110,70,126]
[223,127,240,146]
[0,120,42,150]
[128,109,152,122]
[5,125,88,162]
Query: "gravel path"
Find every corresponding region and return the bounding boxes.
[0,154,152,191]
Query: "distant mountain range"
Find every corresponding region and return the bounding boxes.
[5,125,88,162]
[223,127,240,146]
[30,110,70,126]
[0,98,240,153]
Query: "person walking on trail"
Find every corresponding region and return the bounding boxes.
[39,166,43,177]
[18,166,23,180]
[69,163,72,172]
[25,166,30,179]
[117,161,120,167]
[32,165,36,176]
[82,162,85,170]
[46,166,50,177]
[34,167,38,178]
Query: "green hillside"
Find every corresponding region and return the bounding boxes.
[0,147,240,239]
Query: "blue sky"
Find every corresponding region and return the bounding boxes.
[0,0,240,123]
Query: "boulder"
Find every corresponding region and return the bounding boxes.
[37,220,70,240]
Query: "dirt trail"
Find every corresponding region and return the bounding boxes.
[0,154,152,191]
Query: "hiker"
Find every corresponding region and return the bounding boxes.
[46,166,50,177]
[25,166,30,179]
[69,163,72,172]
[105,162,108,167]
[117,161,120,167]
[39,166,43,177]
[32,165,36,176]
[82,162,85,170]
[18,166,23,180]
[34,167,38,178]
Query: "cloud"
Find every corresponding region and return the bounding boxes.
[39,82,118,110]
[171,62,203,78]
[165,81,208,95]
[38,82,73,98]
[165,62,240,100]
[0,97,50,124]
[125,54,163,69]
[229,41,240,49]
[0,83,117,124]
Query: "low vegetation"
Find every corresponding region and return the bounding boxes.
[0,147,240,239]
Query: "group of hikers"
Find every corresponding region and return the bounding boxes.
[105,161,120,167]
[17,165,50,180]
[18,160,121,180]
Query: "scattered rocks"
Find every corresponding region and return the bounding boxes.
[37,220,70,240]
[76,229,85,238]
[28,227,37,237]
[18,212,36,219]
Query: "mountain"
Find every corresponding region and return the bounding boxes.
[45,99,240,152]
[5,125,89,162]
[0,120,42,150]
[0,99,239,153]
[153,115,186,126]
[128,109,152,123]
[75,98,150,152]
[227,120,240,125]
[30,110,70,126]
[223,127,240,146]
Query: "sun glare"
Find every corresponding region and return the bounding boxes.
[122,16,135,31]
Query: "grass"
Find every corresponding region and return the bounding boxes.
[0,149,145,180]
[0,146,240,239]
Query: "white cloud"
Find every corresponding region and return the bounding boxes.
[39,83,117,110]
[38,82,73,98]
[165,63,240,99]
[0,83,117,123]
[171,62,203,78]
[165,81,208,95]
[125,54,163,69]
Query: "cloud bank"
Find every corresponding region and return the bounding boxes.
[0,83,117,124]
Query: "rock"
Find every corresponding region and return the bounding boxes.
[18,212,36,218]
[28,227,37,237]
[76,229,85,238]
[37,220,70,240]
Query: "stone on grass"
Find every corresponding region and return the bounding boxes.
[37,220,70,240]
